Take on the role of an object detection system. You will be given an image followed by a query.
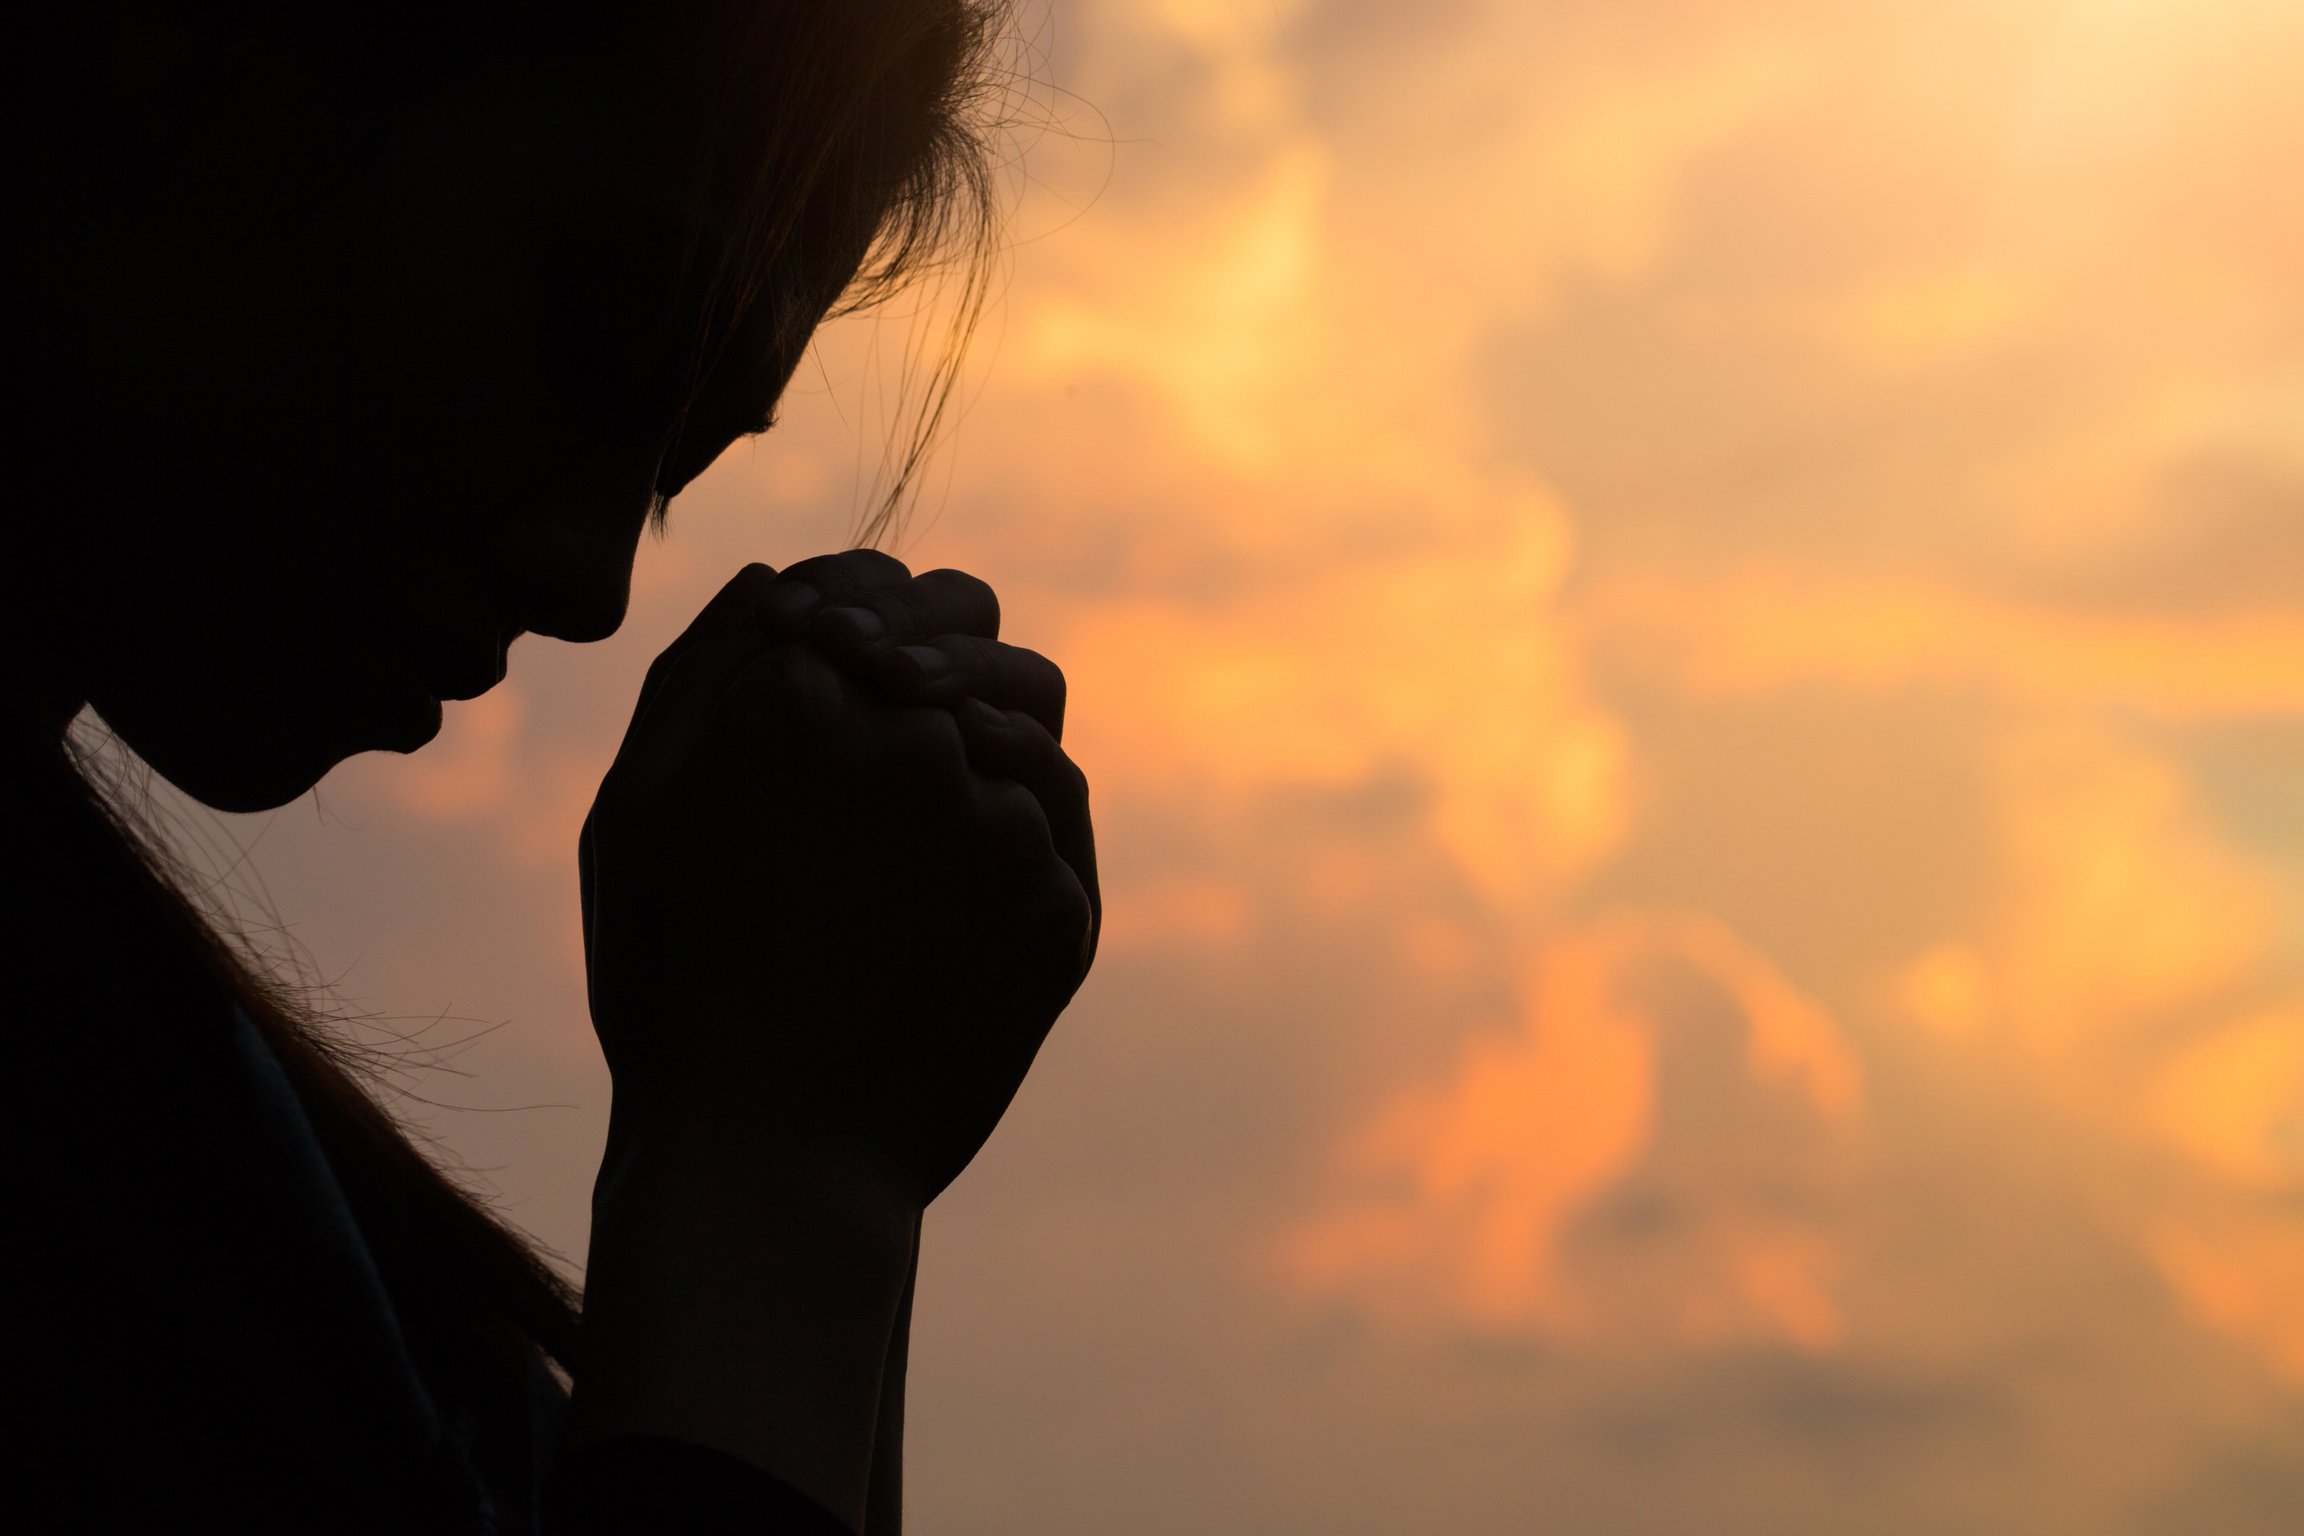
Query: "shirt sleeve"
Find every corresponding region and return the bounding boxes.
[543,1435,856,1536]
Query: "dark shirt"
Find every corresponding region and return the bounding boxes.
[4,969,845,1534]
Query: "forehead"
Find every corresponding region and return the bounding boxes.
[380,65,868,366]
[519,40,888,298]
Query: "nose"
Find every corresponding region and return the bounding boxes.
[495,485,652,646]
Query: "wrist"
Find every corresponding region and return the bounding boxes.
[567,1117,920,1533]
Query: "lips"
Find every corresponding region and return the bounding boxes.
[407,628,512,702]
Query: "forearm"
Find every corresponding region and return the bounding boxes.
[561,1114,921,1533]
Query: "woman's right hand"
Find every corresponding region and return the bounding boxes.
[578,557,1098,1211]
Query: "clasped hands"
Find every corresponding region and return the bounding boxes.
[579,551,1099,1215]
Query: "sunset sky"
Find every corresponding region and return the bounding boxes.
[154,1,2304,1530]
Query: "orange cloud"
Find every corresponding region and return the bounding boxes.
[1882,723,2304,1382]
[1058,495,1630,909]
[1832,265,2040,372]
[1596,571,2304,721]
[1991,724,2282,1055]
[1660,910,1863,1123]
[1275,927,1655,1333]
[2150,1009,2304,1192]
[1886,723,2280,1071]
[2148,1217,2304,1385]
[1274,912,1859,1350]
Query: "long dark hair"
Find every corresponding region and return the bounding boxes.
[647,0,1014,544]
[9,0,1013,1399]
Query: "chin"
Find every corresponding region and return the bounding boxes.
[96,691,435,815]
[132,733,350,814]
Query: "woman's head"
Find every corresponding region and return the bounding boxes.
[14,0,1005,811]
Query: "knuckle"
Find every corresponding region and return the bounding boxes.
[708,562,776,604]
[830,548,911,588]
[971,776,1049,838]
[1031,877,1095,966]
[781,548,910,600]
[958,639,1065,715]
[918,567,999,625]
[878,584,935,636]
[702,562,781,618]
[1056,755,1090,802]
[996,644,1065,714]
[936,631,997,669]
[918,564,986,588]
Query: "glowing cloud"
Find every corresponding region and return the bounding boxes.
[1276,912,1859,1350]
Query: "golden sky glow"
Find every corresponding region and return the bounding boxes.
[184,0,2304,1528]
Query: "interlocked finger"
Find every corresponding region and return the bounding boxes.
[751,548,954,641]
[868,633,1066,741]
[800,565,1002,664]
[953,700,1099,960]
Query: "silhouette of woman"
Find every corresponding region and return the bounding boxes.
[1,3,1097,1531]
